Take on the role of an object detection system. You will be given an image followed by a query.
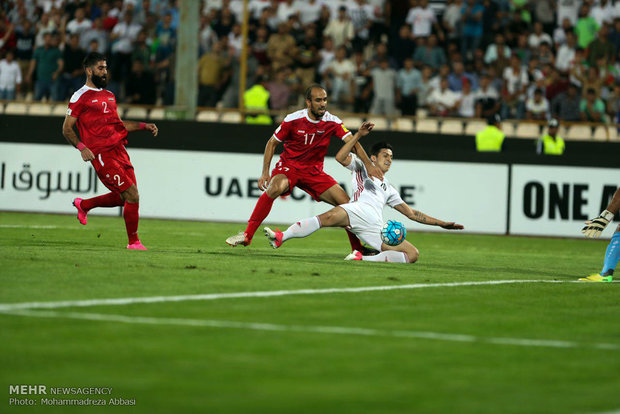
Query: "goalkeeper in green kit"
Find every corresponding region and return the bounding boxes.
[580,188,620,282]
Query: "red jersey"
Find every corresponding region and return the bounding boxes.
[272,109,352,171]
[67,85,128,155]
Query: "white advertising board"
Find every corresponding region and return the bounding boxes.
[0,143,508,234]
[510,165,620,237]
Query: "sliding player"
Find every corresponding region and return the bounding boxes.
[62,52,158,250]
[264,134,464,263]
[580,187,620,282]
[225,84,382,250]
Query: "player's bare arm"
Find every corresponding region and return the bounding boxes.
[394,203,464,230]
[336,128,365,166]
[123,120,159,136]
[62,115,94,161]
[258,136,281,191]
[344,122,383,180]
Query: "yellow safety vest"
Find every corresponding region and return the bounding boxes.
[541,134,565,155]
[243,85,272,125]
[475,126,505,152]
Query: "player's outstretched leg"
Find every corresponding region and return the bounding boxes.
[121,185,146,250]
[226,175,289,247]
[264,216,321,248]
[73,192,124,225]
[580,227,620,282]
[344,241,419,264]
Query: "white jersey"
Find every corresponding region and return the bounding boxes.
[345,153,404,222]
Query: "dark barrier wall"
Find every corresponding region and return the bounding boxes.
[1,115,617,168]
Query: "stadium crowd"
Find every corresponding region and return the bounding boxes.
[1,0,620,123]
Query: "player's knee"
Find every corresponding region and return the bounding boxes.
[407,246,419,263]
[123,187,139,203]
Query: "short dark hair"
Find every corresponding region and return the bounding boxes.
[83,52,106,69]
[370,141,393,157]
[305,84,325,101]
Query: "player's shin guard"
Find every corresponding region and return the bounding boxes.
[282,216,321,242]
[81,192,124,211]
[601,231,620,276]
[345,228,364,252]
[245,193,276,242]
[123,201,140,244]
[362,251,409,263]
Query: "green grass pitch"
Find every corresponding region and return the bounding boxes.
[1,211,619,414]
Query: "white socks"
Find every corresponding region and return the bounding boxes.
[362,251,408,263]
[282,216,321,242]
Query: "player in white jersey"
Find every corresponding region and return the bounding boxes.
[264,128,464,263]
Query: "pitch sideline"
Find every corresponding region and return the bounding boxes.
[4,309,619,351]
[0,279,605,312]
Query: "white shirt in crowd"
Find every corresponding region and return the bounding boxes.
[458,92,476,117]
[111,21,142,54]
[65,18,92,37]
[557,0,580,25]
[405,6,436,37]
[328,58,355,79]
[528,32,553,49]
[428,88,461,111]
[503,66,529,98]
[591,1,615,27]
[556,44,576,72]
[526,97,550,117]
[0,59,22,90]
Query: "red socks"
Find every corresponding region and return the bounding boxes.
[123,202,140,244]
[245,193,276,241]
[81,192,124,212]
[346,228,364,252]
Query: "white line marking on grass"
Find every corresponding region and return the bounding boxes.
[4,309,619,351]
[0,224,60,229]
[0,279,584,311]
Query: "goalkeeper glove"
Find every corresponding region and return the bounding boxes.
[582,210,615,238]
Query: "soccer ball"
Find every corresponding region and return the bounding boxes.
[381,220,406,246]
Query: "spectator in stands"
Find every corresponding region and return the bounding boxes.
[368,42,397,69]
[580,87,606,122]
[324,6,354,48]
[443,0,463,44]
[0,50,21,100]
[0,20,15,53]
[295,26,320,89]
[481,0,501,48]
[418,65,434,108]
[60,33,86,101]
[528,22,553,49]
[475,113,505,152]
[534,0,555,34]
[110,11,142,93]
[369,59,397,115]
[277,0,298,24]
[352,51,372,113]
[557,0,579,26]
[267,23,296,71]
[591,0,615,27]
[155,12,177,60]
[553,18,573,46]
[14,19,34,98]
[606,82,620,123]
[552,82,581,121]
[448,61,478,92]
[537,118,565,155]
[390,25,416,69]
[214,7,235,38]
[27,32,63,101]
[80,17,108,54]
[501,54,528,119]
[348,0,373,52]
[406,0,442,40]
[66,7,92,38]
[526,88,550,120]
[457,78,475,117]
[484,33,511,65]
[324,45,355,109]
[511,33,531,65]
[460,0,484,61]
[397,57,422,115]
[556,31,577,74]
[298,0,324,26]
[573,66,604,97]
[125,59,156,105]
[413,34,447,70]
[534,41,555,67]
[266,68,292,110]
[475,72,501,118]
[587,24,614,67]
[575,4,599,49]
[428,77,461,116]
[609,18,620,52]
[198,40,228,107]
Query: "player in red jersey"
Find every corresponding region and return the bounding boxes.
[226,84,383,248]
[62,52,158,250]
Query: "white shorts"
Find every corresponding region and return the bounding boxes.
[339,202,383,251]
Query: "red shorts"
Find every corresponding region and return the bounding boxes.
[271,160,338,201]
[91,145,136,194]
